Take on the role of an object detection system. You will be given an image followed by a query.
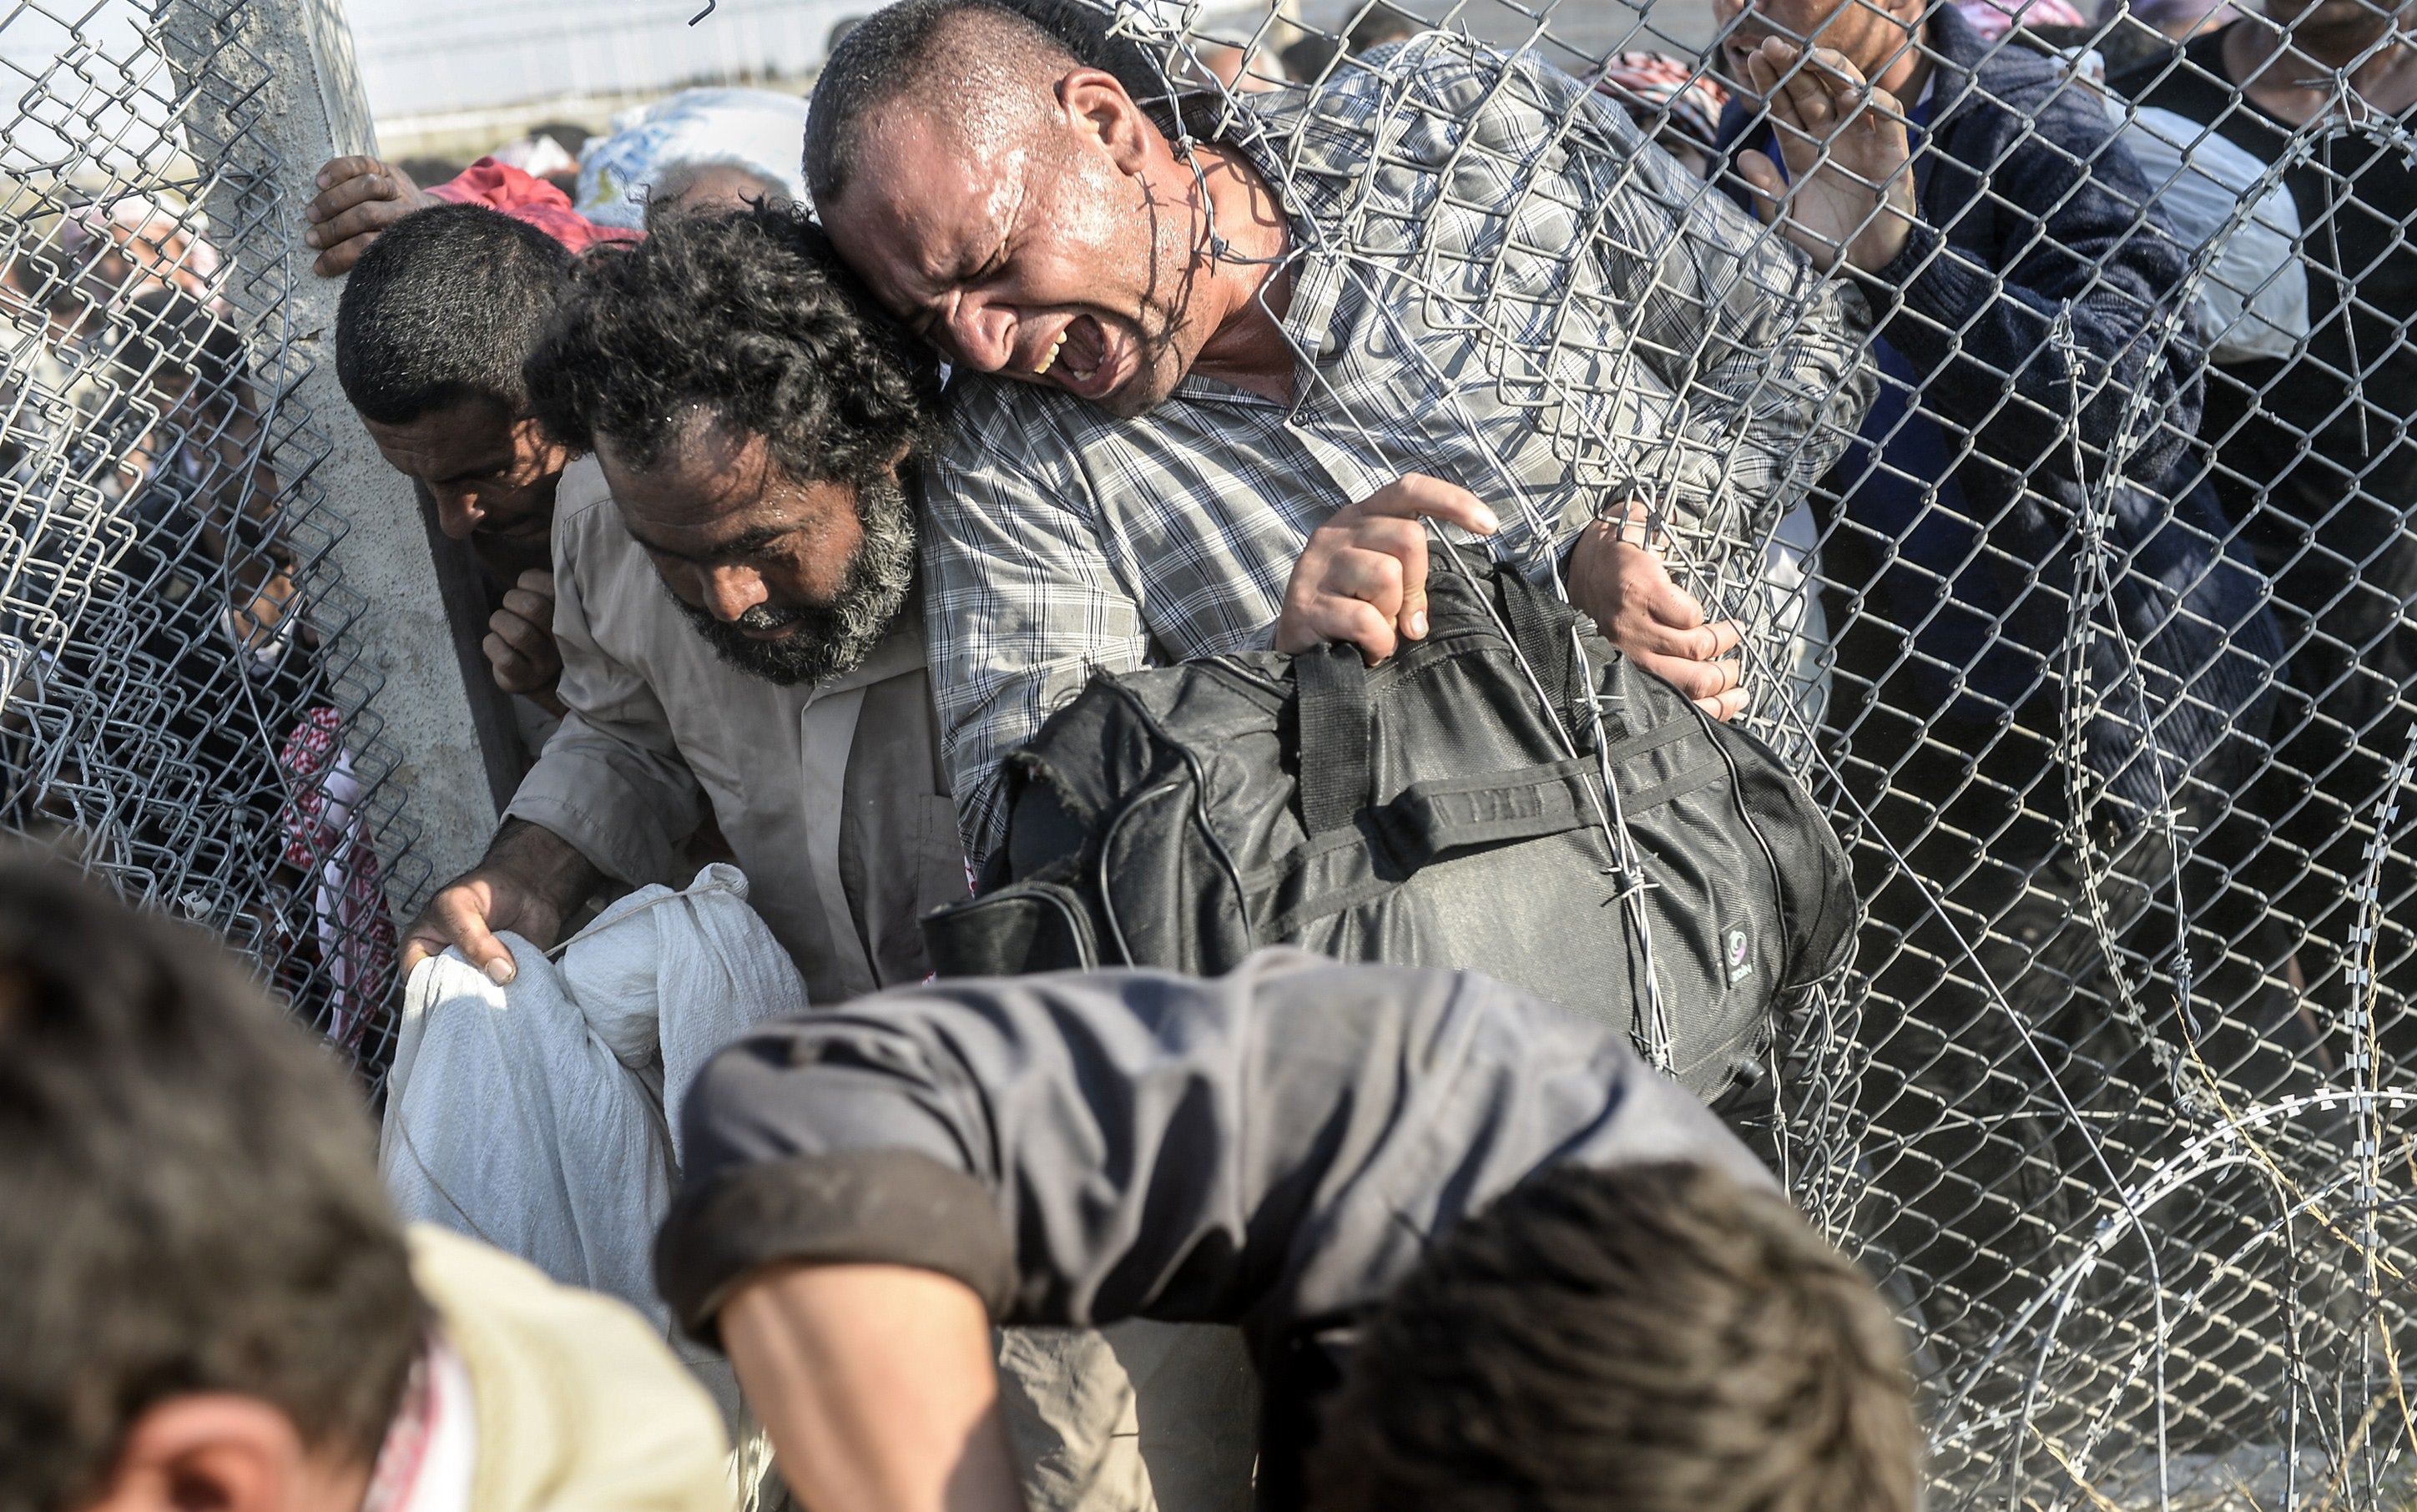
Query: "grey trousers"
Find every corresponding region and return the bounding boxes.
[997,1322,1260,1512]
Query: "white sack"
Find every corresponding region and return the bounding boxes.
[380,863,809,1422]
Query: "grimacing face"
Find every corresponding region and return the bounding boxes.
[362,397,568,552]
[820,71,1223,420]
[595,419,916,687]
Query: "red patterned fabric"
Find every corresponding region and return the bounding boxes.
[1591,52,1733,149]
[426,158,644,254]
[278,706,398,1055]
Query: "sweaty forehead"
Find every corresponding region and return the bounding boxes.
[365,401,517,477]
[832,111,1029,287]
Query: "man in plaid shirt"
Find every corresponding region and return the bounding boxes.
[810,0,1877,859]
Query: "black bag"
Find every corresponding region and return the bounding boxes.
[923,549,1855,1099]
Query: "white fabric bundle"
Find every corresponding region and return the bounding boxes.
[2117,103,2310,365]
[574,88,812,229]
[381,864,808,1424]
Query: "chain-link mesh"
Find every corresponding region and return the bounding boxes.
[1,0,422,1082]
[22,0,2417,1500]
[1111,0,2417,1503]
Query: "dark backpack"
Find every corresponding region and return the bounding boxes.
[922,548,1855,1100]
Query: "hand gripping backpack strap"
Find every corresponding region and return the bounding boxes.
[1294,640,1373,837]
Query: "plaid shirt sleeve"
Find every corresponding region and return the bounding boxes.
[1601,109,1876,548]
[1273,38,1873,577]
[922,390,1153,863]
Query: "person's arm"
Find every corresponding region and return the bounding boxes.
[1381,41,1866,710]
[1884,123,2199,491]
[721,1264,1027,1512]
[1542,50,1880,547]
[1743,41,2201,490]
[921,426,1150,865]
[499,496,708,891]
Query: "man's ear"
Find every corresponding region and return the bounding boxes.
[1059,68,1161,177]
[511,414,577,478]
[81,1396,315,1512]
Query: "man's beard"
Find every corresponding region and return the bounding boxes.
[665,472,917,687]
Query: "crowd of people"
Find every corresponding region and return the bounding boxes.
[8,0,2417,1501]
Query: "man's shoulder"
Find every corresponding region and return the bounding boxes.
[553,453,618,527]
[933,373,1110,491]
[2110,31,2231,114]
[1940,30,2131,168]
[1249,32,1610,177]
[406,1226,732,1511]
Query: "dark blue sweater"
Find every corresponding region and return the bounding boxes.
[1715,8,2278,818]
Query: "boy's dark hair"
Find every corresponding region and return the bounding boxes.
[1313,1162,1920,1512]
[0,858,427,1511]
[525,202,940,491]
[335,201,571,425]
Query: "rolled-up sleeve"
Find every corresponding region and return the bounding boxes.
[657,950,1773,1349]
[502,501,705,885]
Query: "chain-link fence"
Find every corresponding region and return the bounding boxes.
[1,0,427,1080]
[1137,2,2417,1504]
[16,0,2417,1503]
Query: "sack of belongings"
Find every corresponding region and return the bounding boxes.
[922,547,1855,1100]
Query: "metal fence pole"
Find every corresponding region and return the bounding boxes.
[159,0,501,911]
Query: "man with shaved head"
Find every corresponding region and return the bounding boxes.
[806,0,1877,859]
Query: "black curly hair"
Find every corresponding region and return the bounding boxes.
[524,202,939,488]
[1310,1162,1920,1512]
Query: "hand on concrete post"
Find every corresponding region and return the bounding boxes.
[303,155,433,276]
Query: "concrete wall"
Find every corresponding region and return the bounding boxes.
[161,0,502,913]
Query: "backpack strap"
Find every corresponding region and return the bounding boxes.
[1485,552,1583,708]
[1294,640,1372,837]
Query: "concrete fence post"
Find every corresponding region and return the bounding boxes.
[159,0,502,913]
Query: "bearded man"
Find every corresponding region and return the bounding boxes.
[397,204,968,1006]
[401,203,1264,1512]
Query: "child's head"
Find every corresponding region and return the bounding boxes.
[1314,1162,1920,1512]
[0,858,426,1512]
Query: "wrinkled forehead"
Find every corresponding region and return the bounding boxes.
[825,108,1035,294]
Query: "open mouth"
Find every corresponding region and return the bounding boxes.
[1029,315,1121,399]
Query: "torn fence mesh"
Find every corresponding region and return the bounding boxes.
[1,0,420,1087]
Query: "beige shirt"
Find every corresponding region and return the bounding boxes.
[507,455,966,1004]
[407,1225,733,1512]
